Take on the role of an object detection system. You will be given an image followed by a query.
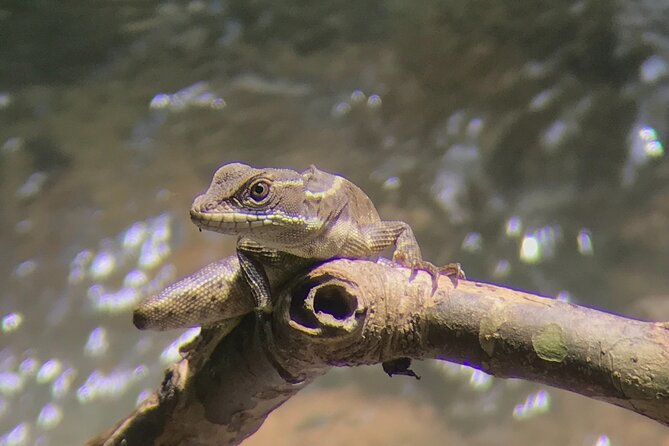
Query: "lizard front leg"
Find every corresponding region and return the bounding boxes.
[362,221,464,291]
[237,239,305,382]
[360,221,463,379]
[237,238,276,315]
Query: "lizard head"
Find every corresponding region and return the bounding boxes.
[189,163,324,245]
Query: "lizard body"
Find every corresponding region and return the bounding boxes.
[135,162,462,378]
[189,163,462,312]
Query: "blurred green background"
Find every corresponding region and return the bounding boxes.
[1,0,669,444]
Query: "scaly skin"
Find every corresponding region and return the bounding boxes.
[134,162,463,378]
[132,246,310,331]
[189,163,462,313]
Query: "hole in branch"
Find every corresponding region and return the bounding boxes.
[312,284,356,320]
[290,279,321,329]
[289,275,358,329]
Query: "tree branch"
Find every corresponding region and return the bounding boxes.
[87,258,669,446]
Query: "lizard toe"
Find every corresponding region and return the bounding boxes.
[438,262,465,287]
[397,257,441,293]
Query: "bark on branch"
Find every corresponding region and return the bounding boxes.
[87,258,669,446]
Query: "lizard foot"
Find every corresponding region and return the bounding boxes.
[440,262,466,285]
[393,253,465,292]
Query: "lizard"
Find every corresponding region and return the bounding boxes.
[134,162,463,378]
[186,162,464,378]
[188,163,463,316]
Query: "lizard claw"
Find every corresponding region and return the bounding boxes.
[439,262,465,287]
[393,253,464,292]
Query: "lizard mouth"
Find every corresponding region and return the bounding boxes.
[189,208,271,233]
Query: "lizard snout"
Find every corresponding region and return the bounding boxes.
[191,194,217,213]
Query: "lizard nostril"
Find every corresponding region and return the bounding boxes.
[191,195,217,213]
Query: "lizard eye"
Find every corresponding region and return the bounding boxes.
[248,180,270,202]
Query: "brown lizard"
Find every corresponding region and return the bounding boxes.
[189,163,463,314]
[135,162,463,378]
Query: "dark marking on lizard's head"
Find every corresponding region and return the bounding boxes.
[189,162,332,246]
